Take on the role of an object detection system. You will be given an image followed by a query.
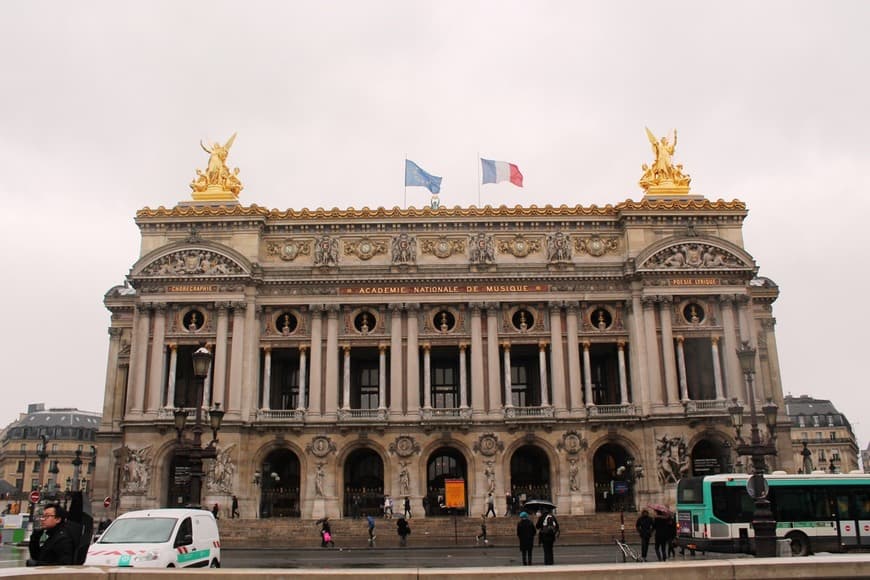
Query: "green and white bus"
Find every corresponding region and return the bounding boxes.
[676,472,870,556]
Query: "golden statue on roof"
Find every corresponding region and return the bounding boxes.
[190,133,243,202]
[639,127,691,195]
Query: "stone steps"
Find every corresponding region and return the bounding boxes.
[218,513,628,548]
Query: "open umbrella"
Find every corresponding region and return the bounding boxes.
[646,503,671,515]
[521,499,557,514]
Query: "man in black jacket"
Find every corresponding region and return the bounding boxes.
[27,504,76,566]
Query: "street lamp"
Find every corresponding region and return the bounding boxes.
[173,346,223,507]
[727,341,779,558]
[616,455,644,556]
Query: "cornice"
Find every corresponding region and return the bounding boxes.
[136,199,747,221]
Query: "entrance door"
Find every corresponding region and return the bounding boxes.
[167,454,191,506]
[344,449,383,517]
[426,448,467,516]
[259,449,301,518]
[510,445,551,502]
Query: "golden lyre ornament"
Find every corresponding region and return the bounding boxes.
[190,133,243,202]
[639,127,691,195]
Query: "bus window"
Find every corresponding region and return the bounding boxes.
[711,483,754,523]
[677,477,704,504]
[772,488,814,521]
[855,491,870,520]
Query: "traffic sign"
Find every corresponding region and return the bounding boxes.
[103,496,112,508]
[29,490,41,504]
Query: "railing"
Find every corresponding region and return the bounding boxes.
[337,408,388,421]
[504,405,555,419]
[683,399,728,414]
[420,407,473,421]
[256,408,306,421]
[587,404,637,418]
[157,407,196,420]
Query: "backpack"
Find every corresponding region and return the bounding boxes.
[540,515,557,540]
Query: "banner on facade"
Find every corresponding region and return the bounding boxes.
[444,479,466,509]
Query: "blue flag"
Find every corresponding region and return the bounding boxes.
[405,159,442,194]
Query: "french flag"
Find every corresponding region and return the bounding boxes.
[481,158,523,187]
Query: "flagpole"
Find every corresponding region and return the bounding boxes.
[403,156,407,208]
[476,153,481,207]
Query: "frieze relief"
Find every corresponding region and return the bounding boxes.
[119,445,152,494]
[344,237,388,261]
[472,433,504,457]
[313,235,340,267]
[574,236,619,257]
[141,250,245,277]
[643,243,744,270]
[391,233,417,265]
[389,435,421,458]
[266,239,311,261]
[420,236,465,259]
[497,235,541,258]
[546,232,572,262]
[468,233,496,265]
[206,444,236,494]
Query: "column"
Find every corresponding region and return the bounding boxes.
[658,298,680,406]
[378,344,387,410]
[711,336,724,400]
[642,297,664,406]
[406,306,420,414]
[422,344,432,409]
[261,347,272,409]
[736,295,752,343]
[582,341,593,406]
[389,305,403,416]
[308,308,324,417]
[627,291,651,415]
[241,296,260,422]
[719,296,743,401]
[202,362,213,408]
[129,305,151,414]
[617,341,629,404]
[486,306,501,412]
[165,344,178,408]
[212,305,229,409]
[548,304,566,413]
[324,306,340,416]
[565,303,582,411]
[459,343,468,408]
[676,336,689,401]
[101,327,123,429]
[227,304,246,412]
[146,304,167,413]
[342,345,351,410]
[502,342,513,407]
[538,342,550,407]
[298,345,308,410]
[470,305,485,414]
[760,319,784,408]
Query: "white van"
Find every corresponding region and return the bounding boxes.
[85,508,220,568]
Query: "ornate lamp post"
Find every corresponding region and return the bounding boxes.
[727,341,779,558]
[173,347,223,507]
[617,455,644,555]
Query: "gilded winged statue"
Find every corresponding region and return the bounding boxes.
[190,133,243,198]
[640,127,691,192]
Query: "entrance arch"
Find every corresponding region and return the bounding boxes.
[690,438,730,476]
[166,453,191,507]
[426,447,467,516]
[510,445,551,502]
[259,449,301,518]
[344,448,383,518]
[592,443,635,512]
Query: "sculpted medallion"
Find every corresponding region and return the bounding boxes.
[472,433,503,457]
[306,436,337,458]
[267,239,311,261]
[389,435,421,458]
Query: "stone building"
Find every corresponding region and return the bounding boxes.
[784,394,859,474]
[93,131,794,519]
[0,404,99,509]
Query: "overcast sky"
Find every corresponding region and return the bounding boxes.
[1,1,868,450]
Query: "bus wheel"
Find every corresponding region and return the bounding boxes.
[786,531,810,556]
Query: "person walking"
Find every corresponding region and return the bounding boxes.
[383,495,393,519]
[396,516,411,547]
[211,503,219,520]
[319,517,335,547]
[367,515,376,546]
[536,510,559,565]
[27,504,75,566]
[666,510,677,559]
[475,514,488,545]
[484,492,496,518]
[635,509,654,561]
[403,496,412,519]
[231,495,239,519]
[516,511,536,566]
[653,510,670,561]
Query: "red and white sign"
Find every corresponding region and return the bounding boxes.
[29,491,41,504]
[103,496,112,508]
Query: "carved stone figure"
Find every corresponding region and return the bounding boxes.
[640,127,691,191]
[391,233,417,264]
[398,462,411,497]
[190,133,243,197]
[646,243,742,270]
[568,458,579,492]
[207,444,236,494]
[314,462,326,497]
[142,250,243,277]
[546,232,572,262]
[656,435,690,485]
[314,235,339,267]
[484,461,496,494]
[121,445,152,493]
[469,233,495,265]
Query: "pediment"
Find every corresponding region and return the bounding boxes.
[636,237,755,273]
[131,242,251,279]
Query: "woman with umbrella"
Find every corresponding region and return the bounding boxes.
[649,505,671,561]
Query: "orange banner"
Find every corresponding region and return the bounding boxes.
[444,479,466,508]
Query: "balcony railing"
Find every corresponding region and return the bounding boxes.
[587,403,638,418]
[157,407,196,420]
[420,407,473,421]
[337,408,388,422]
[504,405,556,419]
[256,408,306,421]
[683,399,728,415]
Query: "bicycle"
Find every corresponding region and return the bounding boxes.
[614,537,643,562]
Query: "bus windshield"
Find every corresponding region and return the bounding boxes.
[99,517,178,544]
[677,477,704,504]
